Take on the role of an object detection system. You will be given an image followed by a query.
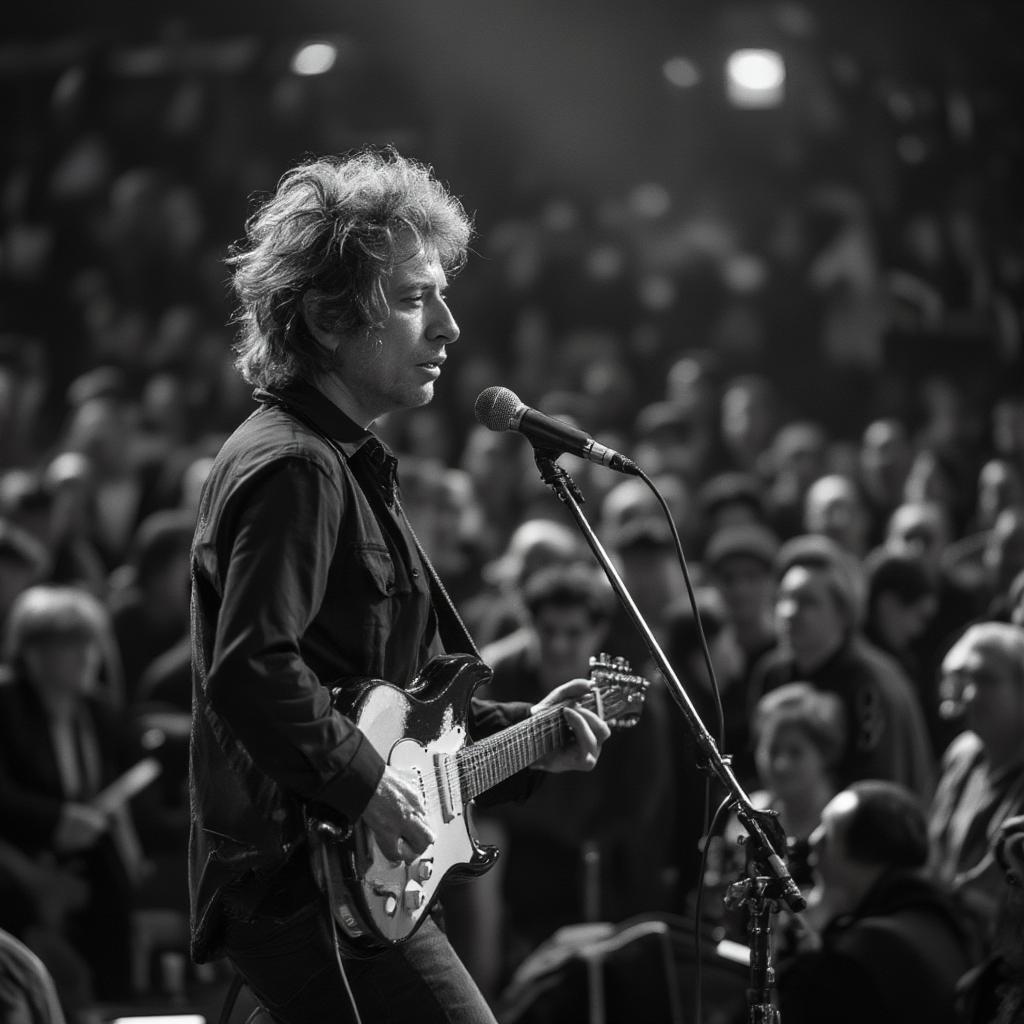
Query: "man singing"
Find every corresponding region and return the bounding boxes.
[188,147,609,1023]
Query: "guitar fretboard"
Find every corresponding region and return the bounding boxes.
[456,686,622,804]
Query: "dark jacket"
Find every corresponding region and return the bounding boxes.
[188,383,533,961]
[750,635,936,800]
[0,669,143,853]
[775,869,974,1024]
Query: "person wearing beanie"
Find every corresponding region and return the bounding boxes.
[749,534,936,801]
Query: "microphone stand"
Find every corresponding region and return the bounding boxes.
[531,450,803,1024]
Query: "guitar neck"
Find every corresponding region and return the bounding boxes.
[457,689,600,804]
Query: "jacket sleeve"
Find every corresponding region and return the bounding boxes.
[204,457,385,825]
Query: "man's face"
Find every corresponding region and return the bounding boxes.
[331,248,459,424]
[533,604,606,691]
[775,565,847,668]
[959,645,1024,751]
[808,790,858,892]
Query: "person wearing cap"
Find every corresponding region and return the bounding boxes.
[697,522,782,786]
[928,621,1024,960]
[749,534,935,801]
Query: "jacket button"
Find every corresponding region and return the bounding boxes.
[411,568,421,579]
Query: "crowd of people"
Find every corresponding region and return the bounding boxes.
[2,32,1024,1024]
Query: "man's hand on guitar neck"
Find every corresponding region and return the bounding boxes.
[362,765,436,865]
[530,679,611,774]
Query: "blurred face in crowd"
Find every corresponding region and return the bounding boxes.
[871,589,936,651]
[775,565,847,670]
[976,460,1024,531]
[756,722,830,805]
[24,634,101,705]
[808,789,859,904]
[984,509,1024,592]
[957,642,1024,763]
[860,419,911,505]
[712,554,776,634]
[886,504,948,575]
[804,476,869,555]
[532,603,607,692]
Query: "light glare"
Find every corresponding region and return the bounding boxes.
[725,49,785,108]
[291,42,338,76]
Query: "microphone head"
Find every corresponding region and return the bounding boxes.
[474,386,522,432]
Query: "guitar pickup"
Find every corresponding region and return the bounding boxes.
[433,753,462,823]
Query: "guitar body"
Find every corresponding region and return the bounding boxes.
[309,651,647,950]
[310,655,497,947]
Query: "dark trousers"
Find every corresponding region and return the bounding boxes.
[223,898,498,1024]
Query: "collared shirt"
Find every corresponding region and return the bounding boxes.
[189,380,533,960]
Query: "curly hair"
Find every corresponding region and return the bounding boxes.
[228,146,472,388]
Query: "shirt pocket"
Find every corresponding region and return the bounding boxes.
[354,542,400,596]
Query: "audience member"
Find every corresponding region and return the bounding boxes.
[885,499,982,686]
[957,813,1024,1024]
[803,474,871,557]
[862,547,943,753]
[773,781,973,1024]
[763,421,829,541]
[718,373,780,476]
[703,683,846,947]
[467,563,674,990]
[696,522,781,783]
[460,517,584,647]
[928,622,1024,960]
[857,418,913,548]
[0,586,156,1001]
[106,509,196,702]
[750,534,935,799]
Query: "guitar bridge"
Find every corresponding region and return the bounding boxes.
[433,752,462,823]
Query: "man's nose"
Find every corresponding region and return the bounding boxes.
[429,299,460,344]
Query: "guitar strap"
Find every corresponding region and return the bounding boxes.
[392,493,482,661]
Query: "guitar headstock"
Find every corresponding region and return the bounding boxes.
[586,652,650,729]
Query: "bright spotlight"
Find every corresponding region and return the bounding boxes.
[725,48,785,108]
[290,42,338,76]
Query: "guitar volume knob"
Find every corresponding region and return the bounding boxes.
[414,858,434,881]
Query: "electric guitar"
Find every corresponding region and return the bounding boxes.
[308,651,649,949]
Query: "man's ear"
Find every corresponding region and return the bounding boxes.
[301,291,340,352]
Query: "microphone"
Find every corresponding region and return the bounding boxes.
[474,386,640,475]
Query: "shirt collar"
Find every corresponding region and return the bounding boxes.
[255,381,398,501]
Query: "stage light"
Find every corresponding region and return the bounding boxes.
[290,41,338,76]
[725,48,785,108]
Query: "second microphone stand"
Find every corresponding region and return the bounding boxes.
[531,450,804,1023]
